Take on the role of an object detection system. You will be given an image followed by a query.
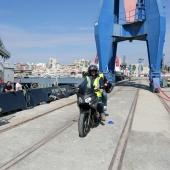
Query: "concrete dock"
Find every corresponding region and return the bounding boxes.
[0,77,170,170]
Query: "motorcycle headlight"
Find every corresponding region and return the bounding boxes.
[78,97,83,103]
[85,97,91,103]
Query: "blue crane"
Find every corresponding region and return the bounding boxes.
[94,0,166,93]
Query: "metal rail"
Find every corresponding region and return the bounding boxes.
[108,81,141,170]
[0,101,76,134]
[157,94,170,114]
[146,78,170,114]
[0,117,77,170]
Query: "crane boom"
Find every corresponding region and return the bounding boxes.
[0,38,10,60]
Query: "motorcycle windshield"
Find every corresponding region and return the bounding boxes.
[77,80,95,96]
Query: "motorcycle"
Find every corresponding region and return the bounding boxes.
[77,82,99,137]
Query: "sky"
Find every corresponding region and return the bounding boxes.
[0,0,169,66]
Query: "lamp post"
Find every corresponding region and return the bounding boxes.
[138,58,144,76]
[168,62,170,73]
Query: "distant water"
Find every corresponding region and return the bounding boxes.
[14,77,84,86]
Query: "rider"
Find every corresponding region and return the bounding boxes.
[99,72,108,111]
[86,65,106,121]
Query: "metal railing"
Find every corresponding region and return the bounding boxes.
[117,8,145,24]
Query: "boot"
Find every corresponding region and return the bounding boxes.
[101,113,106,121]
[96,112,100,119]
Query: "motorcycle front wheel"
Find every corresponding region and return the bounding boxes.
[78,113,89,137]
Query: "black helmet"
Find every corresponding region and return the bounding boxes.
[105,82,114,93]
[88,65,98,76]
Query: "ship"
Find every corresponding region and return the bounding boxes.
[0,61,81,115]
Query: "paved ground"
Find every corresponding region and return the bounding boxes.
[0,77,169,170]
[160,87,170,108]
[122,79,170,170]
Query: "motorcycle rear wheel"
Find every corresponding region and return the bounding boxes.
[78,113,89,137]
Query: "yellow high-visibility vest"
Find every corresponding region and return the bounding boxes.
[99,73,104,79]
[86,76,102,98]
